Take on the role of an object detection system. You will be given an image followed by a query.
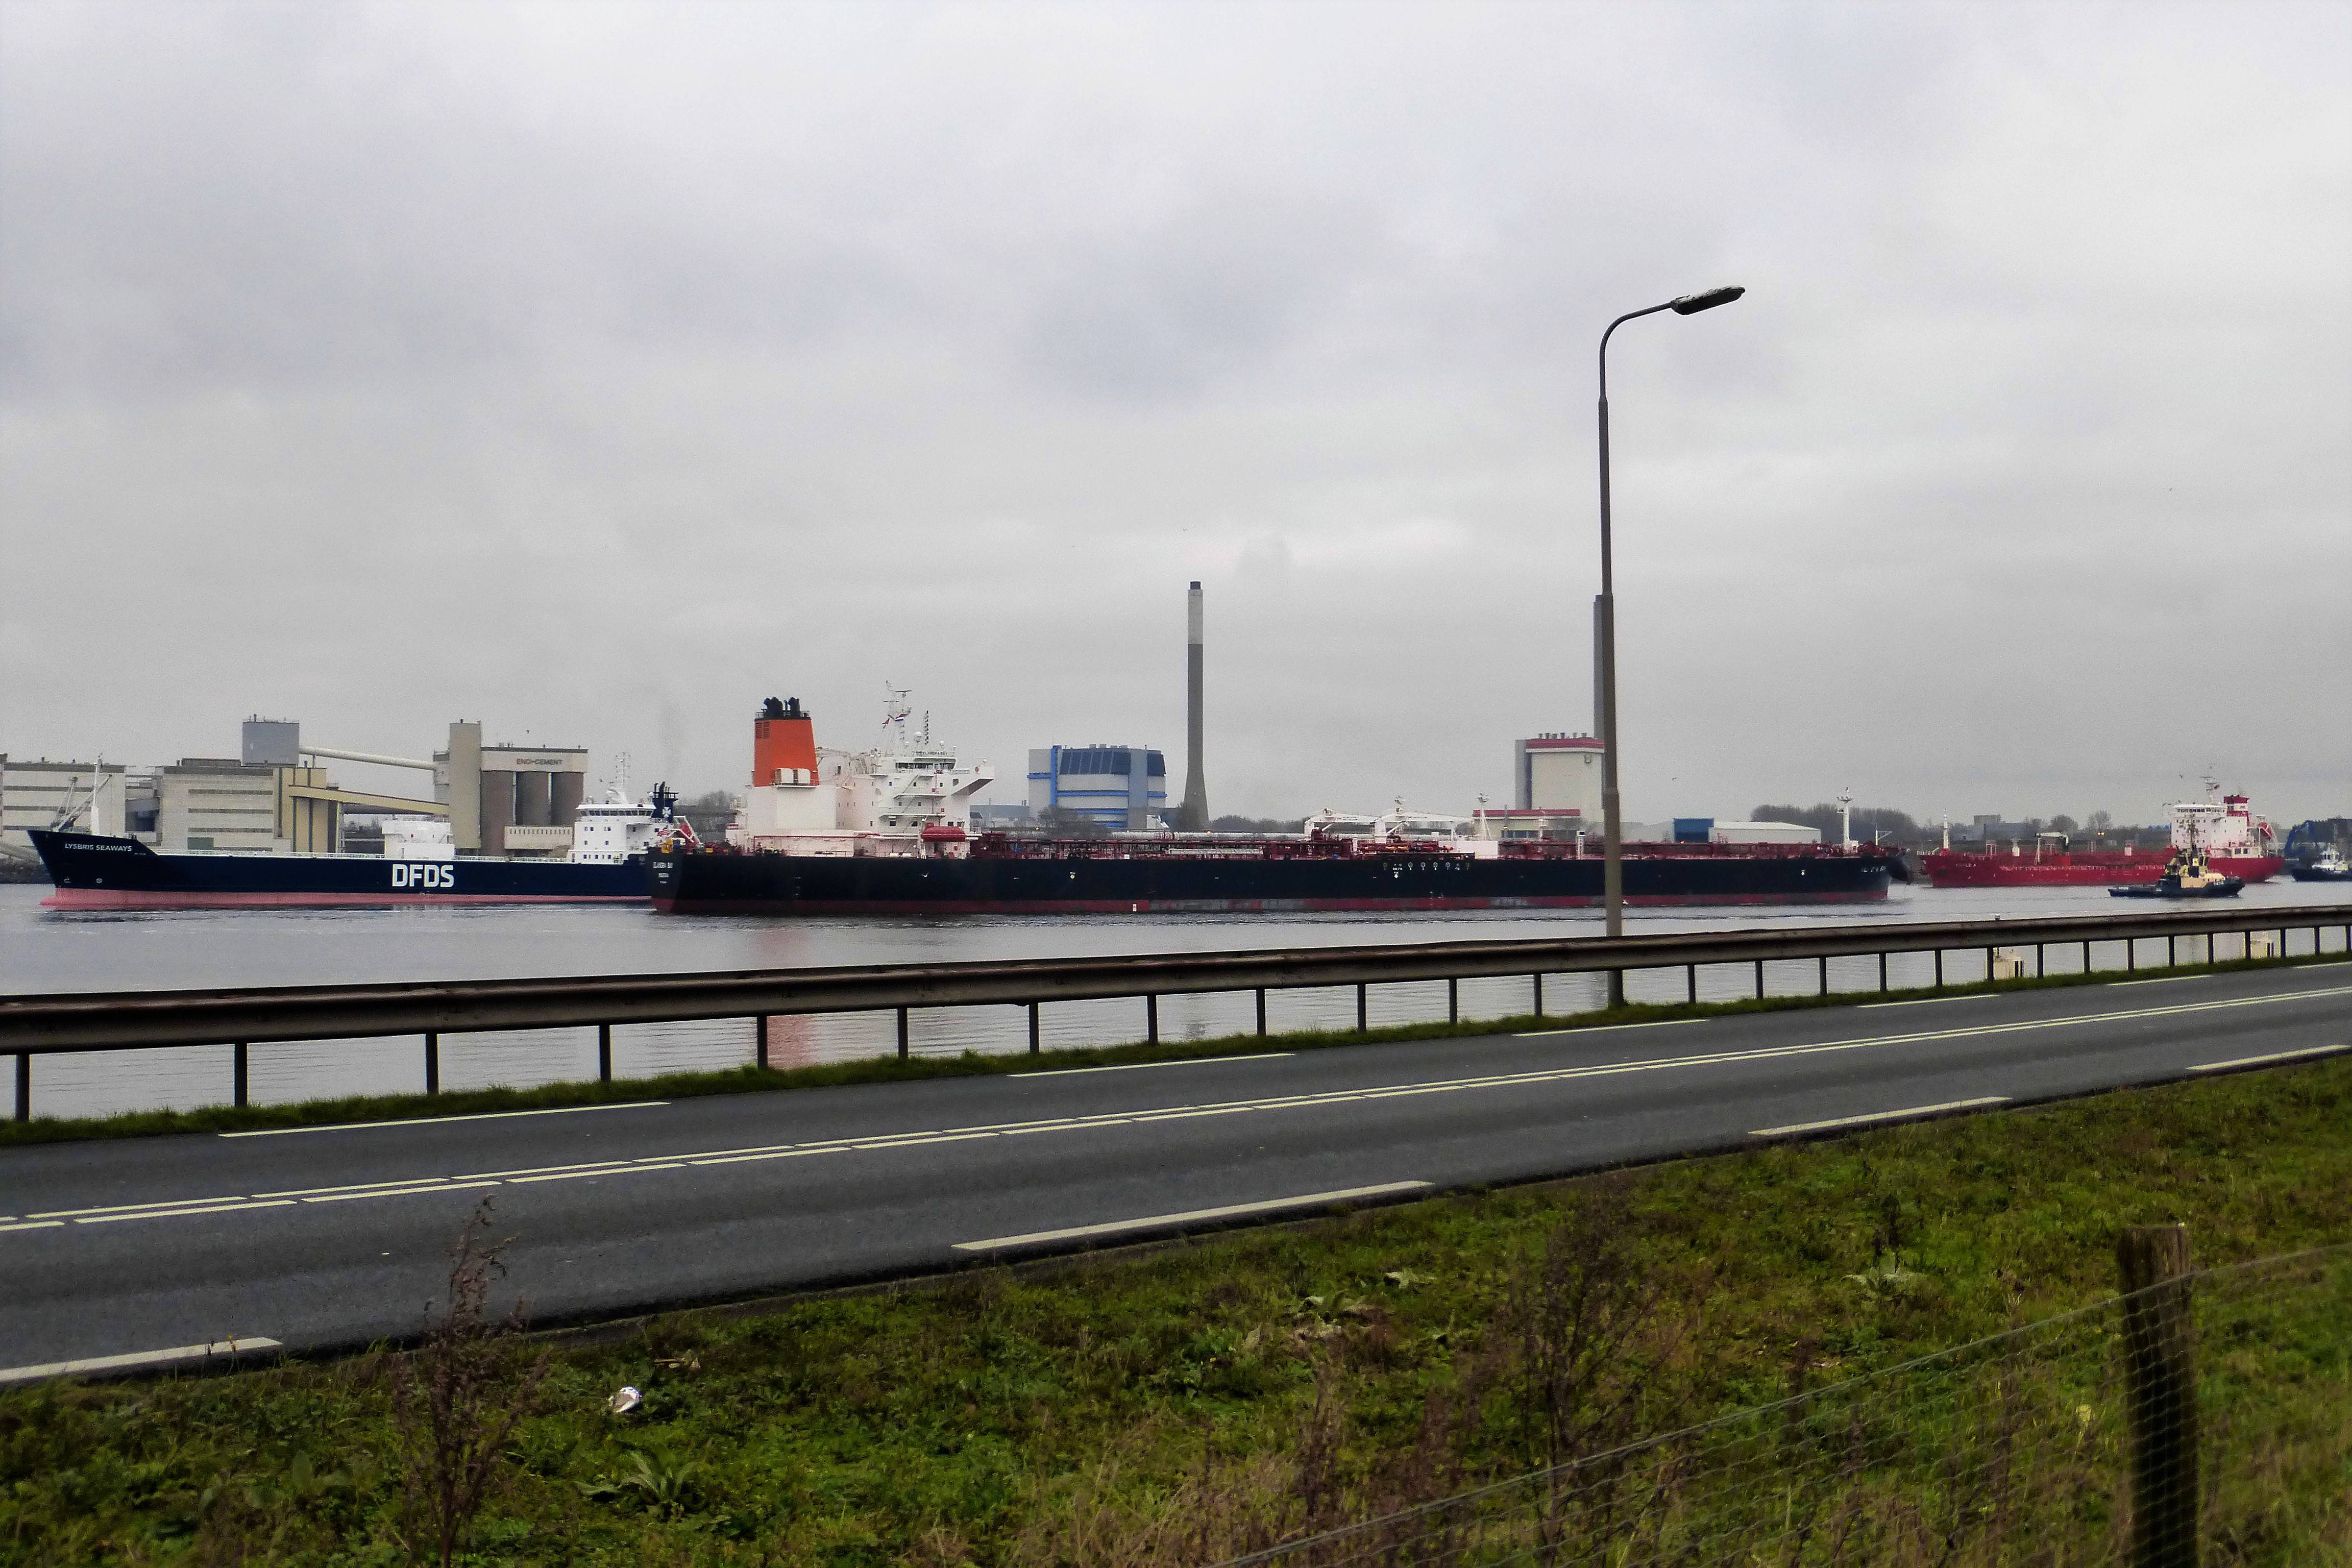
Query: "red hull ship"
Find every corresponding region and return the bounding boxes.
[1922,791,2284,889]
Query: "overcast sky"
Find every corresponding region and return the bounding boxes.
[3,1,2346,827]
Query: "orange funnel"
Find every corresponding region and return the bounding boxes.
[752,697,818,786]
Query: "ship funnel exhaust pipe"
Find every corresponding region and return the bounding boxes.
[1180,581,1208,830]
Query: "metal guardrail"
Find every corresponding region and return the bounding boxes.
[3,904,2346,1120]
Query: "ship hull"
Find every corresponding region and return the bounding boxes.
[649,848,1894,915]
[30,830,647,909]
[1921,852,2284,888]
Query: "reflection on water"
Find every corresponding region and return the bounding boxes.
[6,880,2343,1120]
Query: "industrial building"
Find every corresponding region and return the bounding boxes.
[433,722,590,854]
[1027,744,1167,831]
[0,757,126,860]
[1474,733,1606,841]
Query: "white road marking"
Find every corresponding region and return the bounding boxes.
[1859,993,1996,1010]
[2108,975,2201,987]
[1751,1097,2010,1138]
[302,1180,503,1205]
[219,1102,668,1137]
[32,1194,248,1219]
[254,1175,475,1199]
[22,983,2346,1238]
[2189,1044,2350,1073]
[508,1162,684,1184]
[1517,1019,1705,1037]
[1015,1052,1293,1077]
[953,1182,1434,1251]
[0,1337,283,1385]
[78,1199,298,1224]
[0,1220,63,1234]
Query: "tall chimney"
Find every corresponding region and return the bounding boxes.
[1181,581,1208,830]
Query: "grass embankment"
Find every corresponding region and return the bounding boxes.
[5,1056,2349,1565]
[5,950,2336,1149]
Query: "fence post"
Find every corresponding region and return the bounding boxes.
[1933,949,1943,988]
[1147,994,1160,1045]
[2083,939,2093,976]
[1255,988,1267,1037]
[1532,973,1544,1018]
[1356,983,1367,1034]
[1028,1001,1041,1055]
[747,1017,760,1074]
[1877,951,1887,993]
[424,1033,440,1095]
[12,1053,24,1122]
[1449,977,1459,1024]
[1818,954,1829,996]
[2036,943,2045,978]
[1984,945,1995,984]
[2118,1224,2198,1568]
[1689,964,1700,1004]
[1753,959,1765,1000]
[897,1007,910,1060]
[233,1042,249,1109]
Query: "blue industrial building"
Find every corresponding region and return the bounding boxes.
[1027,745,1167,831]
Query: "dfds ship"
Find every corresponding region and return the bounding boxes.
[649,695,1901,916]
[31,788,695,909]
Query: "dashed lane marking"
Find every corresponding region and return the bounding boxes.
[1859,994,1995,1010]
[2189,1044,2350,1073]
[219,1102,668,1137]
[0,1338,282,1385]
[953,1182,1434,1251]
[23,984,2349,1233]
[1015,1052,1293,1077]
[1751,1097,2009,1138]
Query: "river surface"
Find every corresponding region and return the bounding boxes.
[6,879,2344,1120]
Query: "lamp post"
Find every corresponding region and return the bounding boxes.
[1596,285,1743,1003]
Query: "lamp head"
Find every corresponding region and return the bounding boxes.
[1669,285,1745,315]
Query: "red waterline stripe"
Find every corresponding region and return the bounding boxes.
[651,891,1887,916]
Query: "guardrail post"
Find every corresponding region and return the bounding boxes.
[1753,959,1764,1000]
[1933,948,1943,988]
[1877,952,1888,993]
[424,1033,439,1095]
[1028,1001,1041,1054]
[2082,939,2093,976]
[1355,983,1367,1034]
[1984,944,1995,984]
[2118,1223,2198,1568]
[233,1042,249,1108]
[1448,977,1459,1023]
[1818,955,1828,996]
[1532,973,1544,1018]
[605,1022,619,1081]
[896,1007,910,1060]
[1147,994,1160,1045]
[2037,943,2045,978]
[2167,934,2176,968]
[1255,988,1267,1036]
[17,1052,30,1121]
[1687,964,1699,1004]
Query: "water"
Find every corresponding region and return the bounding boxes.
[5,879,2344,1120]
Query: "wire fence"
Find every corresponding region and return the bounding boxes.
[1214,1239,2351,1568]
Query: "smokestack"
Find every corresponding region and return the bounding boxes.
[1181,581,1208,830]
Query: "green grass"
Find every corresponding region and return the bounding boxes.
[3,1055,2347,1564]
[4,949,2335,1149]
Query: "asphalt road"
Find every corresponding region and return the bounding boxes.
[5,961,2347,1379]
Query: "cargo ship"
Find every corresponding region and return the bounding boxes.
[648,695,1901,916]
[1920,791,2284,889]
[31,787,696,909]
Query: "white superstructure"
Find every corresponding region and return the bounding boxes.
[729,689,993,857]
[2169,787,2275,857]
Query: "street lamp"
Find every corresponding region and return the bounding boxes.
[1596,284,1743,1003]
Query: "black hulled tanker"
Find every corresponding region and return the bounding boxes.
[650,835,1898,915]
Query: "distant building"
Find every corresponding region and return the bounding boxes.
[1027,744,1166,831]
[156,759,281,853]
[1,757,127,859]
[1475,733,1606,842]
[433,725,590,855]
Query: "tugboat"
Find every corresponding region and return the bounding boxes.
[2290,845,2351,883]
[2109,845,2243,900]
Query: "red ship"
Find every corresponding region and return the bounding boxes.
[1922,791,2284,888]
